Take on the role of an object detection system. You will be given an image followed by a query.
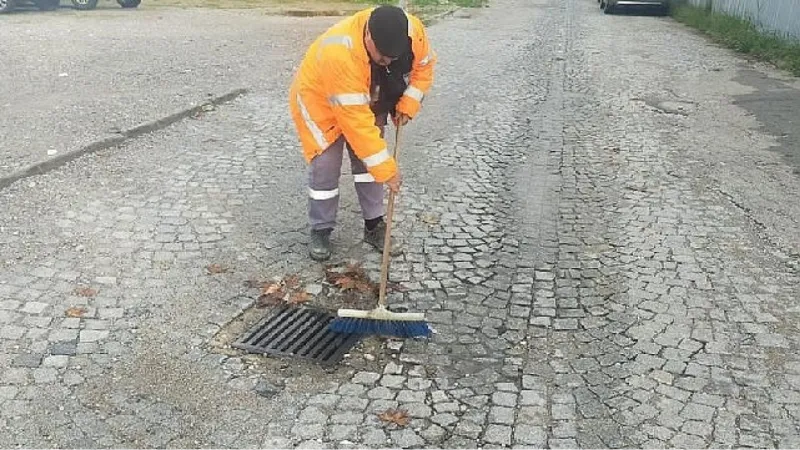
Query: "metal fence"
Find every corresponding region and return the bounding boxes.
[681,0,800,41]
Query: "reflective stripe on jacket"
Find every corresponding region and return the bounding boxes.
[288,7,436,183]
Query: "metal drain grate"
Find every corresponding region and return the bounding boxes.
[232,304,361,366]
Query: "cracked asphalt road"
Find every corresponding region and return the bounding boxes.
[0,6,335,179]
[2,0,800,447]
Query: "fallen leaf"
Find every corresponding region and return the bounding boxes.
[345,262,365,273]
[262,282,284,296]
[206,264,229,274]
[326,262,378,295]
[354,280,376,295]
[74,287,97,297]
[256,293,283,308]
[283,274,300,289]
[377,408,410,427]
[324,267,342,285]
[341,291,361,306]
[66,307,88,318]
[288,291,310,304]
[335,276,357,290]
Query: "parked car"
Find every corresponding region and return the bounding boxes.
[1,0,59,13]
[0,0,140,13]
[598,0,670,16]
[70,0,141,10]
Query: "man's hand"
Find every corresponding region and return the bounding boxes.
[385,170,402,194]
[392,112,410,127]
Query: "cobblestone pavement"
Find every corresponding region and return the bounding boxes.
[2,0,800,447]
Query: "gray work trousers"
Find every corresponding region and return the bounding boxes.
[308,113,388,231]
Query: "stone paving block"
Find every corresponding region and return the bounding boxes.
[0,326,26,339]
[294,438,330,449]
[79,330,109,343]
[20,302,49,315]
[669,432,707,449]
[552,403,576,421]
[0,310,16,327]
[433,401,460,413]
[353,372,381,385]
[549,438,579,448]
[32,267,57,278]
[0,386,19,400]
[491,391,517,407]
[488,406,514,425]
[42,355,69,367]
[396,390,426,404]
[553,420,577,438]
[483,424,512,446]
[32,368,58,384]
[362,429,388,445]
[380,375,405,389]
[13,353,43,368]
[292,423,325,440]
[0,300,22,310]
[390,429,424,448]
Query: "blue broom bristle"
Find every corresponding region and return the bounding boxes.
[329,317,432,339]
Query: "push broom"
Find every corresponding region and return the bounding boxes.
[329,122,432,339]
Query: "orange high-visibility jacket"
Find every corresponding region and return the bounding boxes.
[288,7,436,183]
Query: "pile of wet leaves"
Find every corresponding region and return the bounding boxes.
[243,262,406,312]
[322,261,408,310]
[324,262,378,299]
[245,274,312,308]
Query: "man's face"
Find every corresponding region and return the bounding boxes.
[365,30,397,67]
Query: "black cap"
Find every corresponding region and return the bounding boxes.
[368,5,410,58]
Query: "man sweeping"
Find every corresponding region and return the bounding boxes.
[288,4,436,261]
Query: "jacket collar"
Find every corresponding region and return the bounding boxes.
[349,8,374,64]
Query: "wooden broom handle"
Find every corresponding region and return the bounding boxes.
[378,123,403,308]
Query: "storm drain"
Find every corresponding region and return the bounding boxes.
[232,304,361,366]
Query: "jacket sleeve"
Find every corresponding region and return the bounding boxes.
[320,47,398,183]
[396,15,436,119]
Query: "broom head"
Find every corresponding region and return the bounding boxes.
[329,305,432,338]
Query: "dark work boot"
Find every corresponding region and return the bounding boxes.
[309,228,333,261]
[363,220,402,256]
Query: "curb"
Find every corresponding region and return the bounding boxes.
[280,9,362,17]
[0,88,249,192]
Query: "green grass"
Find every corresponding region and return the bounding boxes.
[671,3,800,77]
[388,0,488,8]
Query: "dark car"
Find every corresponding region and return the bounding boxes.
[599,0,671,15]
[1,0,58,13]
[70,0,141,10]
[0,0,140,13]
